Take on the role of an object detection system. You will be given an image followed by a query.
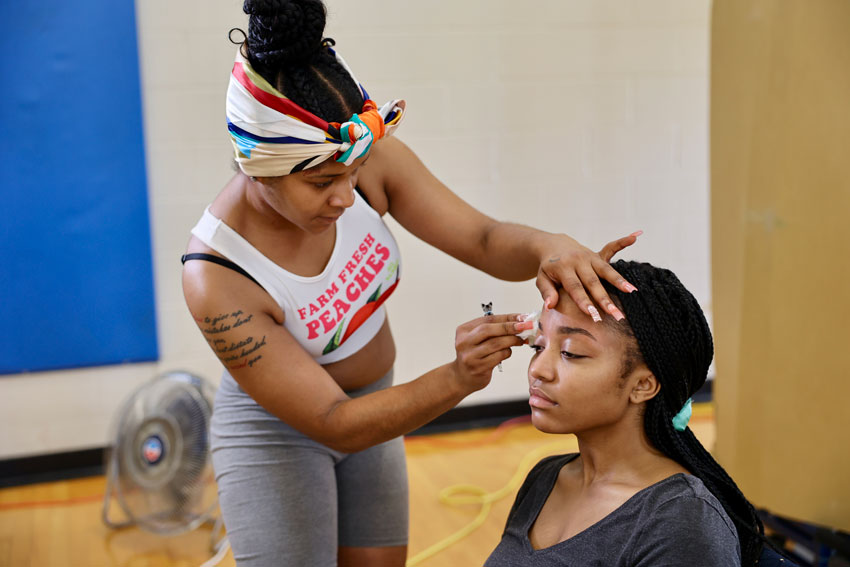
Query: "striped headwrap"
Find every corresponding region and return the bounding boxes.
[226,49,405,176]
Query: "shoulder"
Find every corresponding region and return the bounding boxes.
[522,453,578,490]
[355,137,404,215]
[182,241,283,326]
[363,136,420,180]
[654,474,736,529]
[641,474,738,537]
[357,136,438,214]
[630,474,740,566]
[506,453,578,521]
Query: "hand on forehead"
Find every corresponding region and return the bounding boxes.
[539,290,628,348]
[554,288,603,321]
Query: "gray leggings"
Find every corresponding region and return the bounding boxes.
[210,369,408,567]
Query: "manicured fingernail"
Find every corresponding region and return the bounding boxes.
[588,305,602,323]
[631,230,643,237]
[606,304,625,321]
[515,321,534,331]
[623,282,638,293]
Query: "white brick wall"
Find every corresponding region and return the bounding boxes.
[0,0,711,458]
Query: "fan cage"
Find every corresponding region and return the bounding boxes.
[102,371,219,536]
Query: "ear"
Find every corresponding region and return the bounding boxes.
[629,372,660,404]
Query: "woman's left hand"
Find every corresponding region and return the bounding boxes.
[367,138,641,320]
[536,231,641,322]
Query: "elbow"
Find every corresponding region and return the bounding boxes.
[314,402,373,454]
[478,220,498,257]
[316,431,372,454]
[324,436,371,454]
[475,221,507,278]
[476,221,538,281]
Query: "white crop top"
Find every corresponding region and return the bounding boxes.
[190,192,401,364]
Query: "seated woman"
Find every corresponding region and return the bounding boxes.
[486,260,766,567]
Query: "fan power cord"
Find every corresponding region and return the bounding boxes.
[405,439,569,567]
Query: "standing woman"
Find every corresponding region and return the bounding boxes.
[181,1,638,565]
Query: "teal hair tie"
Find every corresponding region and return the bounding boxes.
[672,398,693,432]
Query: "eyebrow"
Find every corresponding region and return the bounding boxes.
[303,156,371,178]
[538,321,597,342]
[304,171,343,177]
[303,169,341,178]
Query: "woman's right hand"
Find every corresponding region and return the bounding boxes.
[452,313,532,392]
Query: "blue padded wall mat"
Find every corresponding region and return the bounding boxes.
[0,0,158,374]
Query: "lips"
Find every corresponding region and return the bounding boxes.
[529,387,557,408]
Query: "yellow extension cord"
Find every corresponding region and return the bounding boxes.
[405,439,571,567]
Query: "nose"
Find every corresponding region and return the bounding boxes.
[328,178,356,209]
[528,347,555,383]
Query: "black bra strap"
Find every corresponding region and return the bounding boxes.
[181,253,262,287]
[354,185,372,209]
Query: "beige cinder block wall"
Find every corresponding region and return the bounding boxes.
[711,0,850,531]
[0,1,714,459]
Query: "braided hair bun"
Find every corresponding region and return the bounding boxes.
[236,0,363,123]
[243,0,327,67]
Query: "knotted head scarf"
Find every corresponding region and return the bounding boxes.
[226,48,405,176]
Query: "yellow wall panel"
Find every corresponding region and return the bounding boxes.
[711,0,850,531]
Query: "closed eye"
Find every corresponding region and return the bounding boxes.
[562,351,585,360]
[529,344,586,362]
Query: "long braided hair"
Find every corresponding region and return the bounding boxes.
[239,0,365,123]
[602,260,764,566]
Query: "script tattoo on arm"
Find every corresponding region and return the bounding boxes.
[200,309,267,370]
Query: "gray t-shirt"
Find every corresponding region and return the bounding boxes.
[485,454,741,567]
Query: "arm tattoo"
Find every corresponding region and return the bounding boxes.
[199,309,267,369]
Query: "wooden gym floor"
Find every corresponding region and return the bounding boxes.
[0,404,715,567]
